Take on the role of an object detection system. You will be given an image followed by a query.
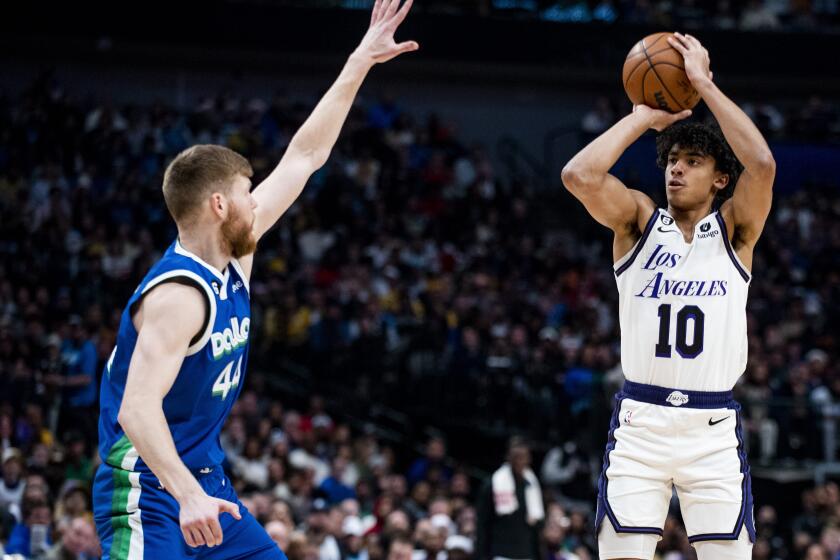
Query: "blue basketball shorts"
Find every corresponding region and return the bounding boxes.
[93,463,286,560]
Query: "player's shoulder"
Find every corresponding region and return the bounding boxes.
[134,282,206,341]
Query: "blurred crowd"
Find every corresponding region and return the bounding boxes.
[0,73,839,559]
[283,0,840,30]
[580,95,840,143]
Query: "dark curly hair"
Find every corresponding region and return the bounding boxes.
[655,122,743,207]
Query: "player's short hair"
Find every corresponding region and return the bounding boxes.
[162,144,253,223]
[655,122,743,206]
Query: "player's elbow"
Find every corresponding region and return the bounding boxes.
[561,163,597,193]
[287,138,331,172]
[117,398,151,433]
[117,405,137,433]
[752,151,776,179]
[309,148,331,171]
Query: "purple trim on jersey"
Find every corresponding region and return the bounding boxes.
[687,404,756,544]
[595,392,665,538]
[622,379,734,409]
[615,209,660,277]
[715,212,751,283]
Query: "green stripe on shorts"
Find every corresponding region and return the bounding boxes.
[106,435,134,468]
[110,468,136,560]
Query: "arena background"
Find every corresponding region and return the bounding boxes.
[1,1,840,558]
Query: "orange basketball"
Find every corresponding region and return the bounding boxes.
[622,32,700,113]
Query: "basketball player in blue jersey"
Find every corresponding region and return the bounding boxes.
[562,34,775,560]
[92,2,418,559]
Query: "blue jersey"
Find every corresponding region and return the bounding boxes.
[98,240,251,472]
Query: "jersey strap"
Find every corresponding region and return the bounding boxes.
[133,269,217,356]
[714,212,751,283]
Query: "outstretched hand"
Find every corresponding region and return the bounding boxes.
[354,0,419,65]
[668,32,713,89]
[633,104,692,132]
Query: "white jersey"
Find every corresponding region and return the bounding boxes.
[614,208,751,392]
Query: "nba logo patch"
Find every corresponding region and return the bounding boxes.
[661,215,674,225]
[623,410,633,424]
[700,222,711,233]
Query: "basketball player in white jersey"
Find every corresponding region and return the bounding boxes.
[561,34,775,560]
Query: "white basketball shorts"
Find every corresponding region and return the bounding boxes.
[595,380,755,555]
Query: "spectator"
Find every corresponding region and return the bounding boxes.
[55,316,98,445]
[388,536,414,560]
[5,496,52,559]
[266,519,292,551]
[61,434,92,486]
[0,449,25,522]
[306,498,341,560]
[476,437,544,560]
[445,535,474,560]
[319,456,357,504]
[46,515,99,560]
[340,515,369,560]
[407,437,452,488]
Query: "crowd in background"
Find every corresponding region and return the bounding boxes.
[0,73,839,559]
[279,0,840,30]
[579,94,840,143]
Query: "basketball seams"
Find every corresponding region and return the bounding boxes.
[654,62,686,71]
[624,47,682,91]
[640,65,653,111]
[623,57,646,91]
[644,33,669,51]
[641,37,686,112]
[654,63,699,107]
[626,46,677,63]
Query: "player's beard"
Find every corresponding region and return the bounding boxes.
[221,207,257,258]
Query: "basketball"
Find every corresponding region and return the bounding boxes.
[622,32,701,113]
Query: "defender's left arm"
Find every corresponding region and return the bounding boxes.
[670,33,776,263]
[240,0,418,277]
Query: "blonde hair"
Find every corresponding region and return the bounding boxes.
[162,145,253,223]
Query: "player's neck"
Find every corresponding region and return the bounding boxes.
[177,227,231,274]
[667,203,713,235]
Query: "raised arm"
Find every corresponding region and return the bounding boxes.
[668,33,775,257]
[118,284,241,549]
[561,105,690,260]
[248,0,418,246]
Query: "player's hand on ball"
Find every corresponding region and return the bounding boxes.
[179,491,241,548]
[667,32,713,88]
[633,104,692,132]
[354,0,419,64]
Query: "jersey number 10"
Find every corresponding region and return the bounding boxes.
[655,304,705,359]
